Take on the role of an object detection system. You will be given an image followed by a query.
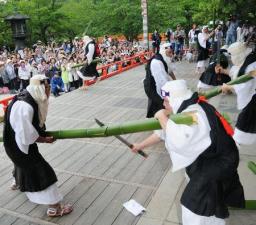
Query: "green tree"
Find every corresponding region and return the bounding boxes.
[1,0,255,48]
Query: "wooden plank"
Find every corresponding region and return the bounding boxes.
[38,141,75,163]
[48,142,86,168]
[111,188,153,225]
[73,183,123,225]
[55,180,109,225]
[129,154,162,184]
[77,146,117,175]
[88,147,125,177]
[93,185,137,225]
[140,154,170,186]
[102,150,135,179]
[60,144,106,173]
[56,143,91,170]
[114,155,147,182]
[0,181,24,207]
[0,214,18,225]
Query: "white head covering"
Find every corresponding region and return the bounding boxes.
[159,43,172,53]
[159,43,172,72]
[202,25,209,33]
[228,42,252,66]
[83,35,92,45]
[26,75,49,127]
[221,45,228,50]
[161,80,193,113]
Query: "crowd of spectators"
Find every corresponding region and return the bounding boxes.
[0,36,145,96]
[164,17,255,62]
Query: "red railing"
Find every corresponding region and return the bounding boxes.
[0,96,14,113]
[0,51,152,113]
[85,51,152,86]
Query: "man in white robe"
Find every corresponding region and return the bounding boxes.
[132,80,244,225]
[144,43,176,118]
[196,26,214,74]
[3,75,73,217]
[222,42,256,145]
[77,35,99,90]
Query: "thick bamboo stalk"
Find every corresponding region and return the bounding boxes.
[71,58,101,68]
[44,112,196,139]
[201,73,254,99]
[245,200,256,210]
[231,200,256,210]
[0,113,194,142]
[248,161,256,175]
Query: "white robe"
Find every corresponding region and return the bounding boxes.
[150,58,171,97]
[231,62,256,145]
[197,32,209,71]
[155,104,225,225]
[10,101,62,205]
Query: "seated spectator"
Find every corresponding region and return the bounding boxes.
[50,74,64,97]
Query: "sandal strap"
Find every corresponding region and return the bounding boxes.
[47,208,57,216]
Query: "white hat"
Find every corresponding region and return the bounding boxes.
[83,35,91,44]
[161,43,172,49]
[29,75,48,86]
[161,80,193,113]
[202,25,208,30]
[228,42,252,66]
[159,43,173,58]
[221,45,228,50]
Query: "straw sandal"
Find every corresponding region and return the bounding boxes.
[47,204,73,217]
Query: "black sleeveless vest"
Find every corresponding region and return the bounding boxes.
[144,54,168,118]
[85,41,97,59]
[177,93,245,219]
[235,51,256,133]
[237,51,256,77]
[80,41,99,77]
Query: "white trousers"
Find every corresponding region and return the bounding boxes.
[182,205,225,225]
[25,183,63,205]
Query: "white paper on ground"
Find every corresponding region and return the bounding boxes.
[123,199,146,216]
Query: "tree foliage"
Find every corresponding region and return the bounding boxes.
[0,0,255,47]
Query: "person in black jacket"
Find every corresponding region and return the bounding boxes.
[197,51,231,91]
[152,29,162,54]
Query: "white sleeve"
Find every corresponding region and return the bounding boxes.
[154,129,166,141]
[10,101,39,154]
[150,59,170,97]
[86,43,95,65]
[165,105,211,172]
[198,33,206,48]
[233,62,256,110]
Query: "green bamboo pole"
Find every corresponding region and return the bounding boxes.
[44,112,195,140]
[248,161,256,175]
[231,200,256,210]
[71,58,102,68]
[230,200,256,210]
[0,113,194,142]
[201,73,254,99]
[245,200,256,210]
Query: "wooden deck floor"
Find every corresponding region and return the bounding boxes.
[1,62,255,225]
